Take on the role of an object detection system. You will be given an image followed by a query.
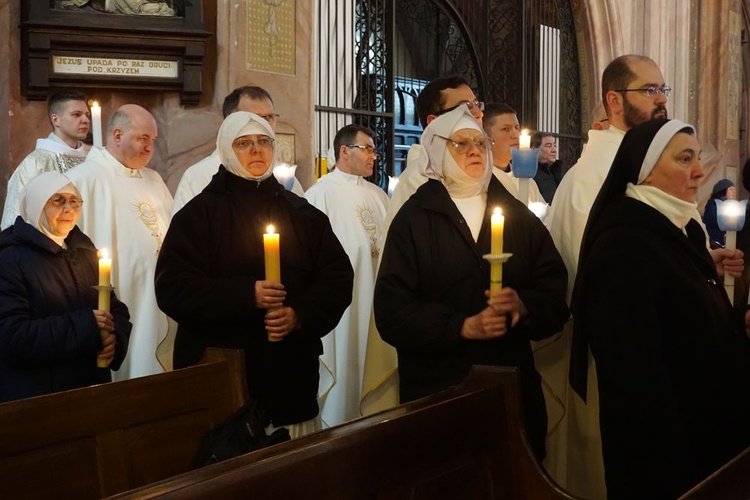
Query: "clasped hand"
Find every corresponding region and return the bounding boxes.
[93,309,117,365]
[255,280,298,340]
[460,288,528,340]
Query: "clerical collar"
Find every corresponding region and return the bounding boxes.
[331,167,362,185]
[36,132,85,155]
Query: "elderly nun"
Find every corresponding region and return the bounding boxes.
[571,118,750,499]
[155,111,353,438]
[374,104,568,461]
[0,171,131,402]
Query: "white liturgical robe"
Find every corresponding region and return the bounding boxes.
[2,133,88,229]
[171,149,305,216]
[305,168,388,427]
[65,147,174,380]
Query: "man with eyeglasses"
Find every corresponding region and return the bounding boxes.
[543,55,744,500]
[171,85,304,216]
[385,76,484,235]
[65,104,173,381]
[481,103,546,205]
[2,91,92,230]
[305,124,388,427]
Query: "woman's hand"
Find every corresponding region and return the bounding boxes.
[97,327,117,366]
[255,280,286,309]
[461,307,507,339]
[486,288,528,327]
[265,306,299,340]
[93,309,114,332]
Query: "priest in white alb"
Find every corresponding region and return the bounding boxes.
[66,104,173,380]
[305,124,388,427]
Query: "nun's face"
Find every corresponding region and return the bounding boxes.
[643,133,703,202]
[445,128,489,178]
[43,193,82,237]
[232,134,274,176]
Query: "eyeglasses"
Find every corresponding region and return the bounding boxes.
[614,85,672,98]
[258,113,280,123]
[232,137,275,151]
[346,144,378,156]
[434,134,494,154]
[434,100,485,117]
[48,196,83,209]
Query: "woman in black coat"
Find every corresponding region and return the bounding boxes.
[571,119,750,499]
[0,172,131,403]
[374,105,569,461]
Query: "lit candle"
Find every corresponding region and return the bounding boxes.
[491,207,504,254]
[273,163,297,191]
[519,129,531,149]
[716,199,748,306]
[97,248,111,368]
[263,225,281,282]
[91,101,103,148]
[490,208,504,292]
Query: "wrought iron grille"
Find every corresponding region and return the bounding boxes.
[314,0,582,184]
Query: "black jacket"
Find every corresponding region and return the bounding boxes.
[374,177,568,459]
[575,197,750,499]
[0,218,131,402]
[155,167,353,426]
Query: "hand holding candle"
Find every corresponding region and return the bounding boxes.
[263,225,283,341]
[96,249,112,367]
[91,101,103,148]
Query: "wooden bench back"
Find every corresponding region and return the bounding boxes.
[111,366,579,500]
[0,348,246,499]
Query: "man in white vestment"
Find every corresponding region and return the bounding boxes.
[2,91,91,229]
[306,124,388,427]
[481,103,545,205]
[172,86,303,216]
[66,104,173,380]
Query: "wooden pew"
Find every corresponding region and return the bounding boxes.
[111,366,579,499]
[680,447,750,499]
[0,348,247,499]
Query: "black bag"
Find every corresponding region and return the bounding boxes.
[193,399,291,467]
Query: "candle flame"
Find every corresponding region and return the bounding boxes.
[99,248,109,259]
[493,207,502,216]
[92,101,100,109]
[266,224,276,234]
[521,129,530,137]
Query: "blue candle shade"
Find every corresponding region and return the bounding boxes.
[510,148,540,178]
[716,199,748,232]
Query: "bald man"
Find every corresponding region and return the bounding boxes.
[66,104,173,380]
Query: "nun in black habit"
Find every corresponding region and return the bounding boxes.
[571,118,750,499]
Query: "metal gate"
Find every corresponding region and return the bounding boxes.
[314,0,582,188]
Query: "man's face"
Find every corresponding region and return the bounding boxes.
[237,96,277,132]
[113,115,157,170]
[51,100,90,146]
[537,135,557,163]
[429,84,483,125]
[620,60,668,129]
[338,132,376,177]
[487,113,520,168]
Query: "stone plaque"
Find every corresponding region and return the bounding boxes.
[52,56,180,78]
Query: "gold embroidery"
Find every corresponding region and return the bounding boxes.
[134,200,163,254]
[357,203,380,259]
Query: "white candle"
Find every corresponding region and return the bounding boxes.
[519,129,531,149]
[91,101,103,148]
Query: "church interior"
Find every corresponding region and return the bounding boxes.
[2,1,750,498]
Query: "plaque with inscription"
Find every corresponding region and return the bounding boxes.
[21,2,212,105]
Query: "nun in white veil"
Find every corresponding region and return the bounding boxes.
[374,104,569,461]
[0,171,131,402]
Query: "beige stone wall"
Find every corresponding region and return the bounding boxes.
[0,0,315,210]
